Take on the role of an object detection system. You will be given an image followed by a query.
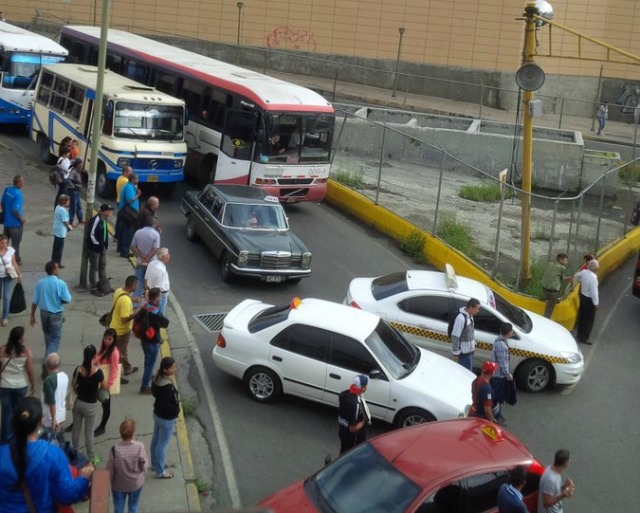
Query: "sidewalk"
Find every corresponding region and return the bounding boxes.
[1,149,199,512]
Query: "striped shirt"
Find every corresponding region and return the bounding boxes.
[492,337,511,379]
[107,440,148,492]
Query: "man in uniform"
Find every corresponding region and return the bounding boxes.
[337,375,371,454]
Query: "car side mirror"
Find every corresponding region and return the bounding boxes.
[369,369,382,380]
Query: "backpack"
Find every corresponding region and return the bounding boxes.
[49,164,64,186]
[132,305,159,342]
[447,310,465,338]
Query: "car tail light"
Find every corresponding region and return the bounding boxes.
[216,333,226,348]
[350,301,361,309]
[529,459,545,476]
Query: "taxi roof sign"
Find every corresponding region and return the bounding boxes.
[480,424,504,442]
[444,263,458,290]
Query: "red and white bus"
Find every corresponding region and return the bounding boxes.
[59,26,334,203]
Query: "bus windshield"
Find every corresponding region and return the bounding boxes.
[258,113,333,164]
[2,53,65,90]
[113,102,184,141]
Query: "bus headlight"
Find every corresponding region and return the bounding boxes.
[117,158,130,167]
[301,252,312,269]
[238,251,249,267]
[173,160,183,168]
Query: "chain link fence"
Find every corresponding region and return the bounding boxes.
[331,108,640,294]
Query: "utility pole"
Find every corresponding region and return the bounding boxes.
[519,2,538,285]
[79,0,111,288]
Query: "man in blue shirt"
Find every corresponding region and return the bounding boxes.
[497,465,529,513]
[1,175,26,264]
[116,174,140,258]
[30,260,72,356]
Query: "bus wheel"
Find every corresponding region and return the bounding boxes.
[38,135,55,164]
[96,164,115,198]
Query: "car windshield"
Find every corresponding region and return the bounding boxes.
[221,203,288,229]
[364,320,419,379]
[371,272,409,300]
[307,443,421,513]
[492,290,532,333]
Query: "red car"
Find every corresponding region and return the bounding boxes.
[260,418,544,513]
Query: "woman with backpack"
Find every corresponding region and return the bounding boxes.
[93,329,121,437]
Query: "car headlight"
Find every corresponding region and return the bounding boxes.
[301,252,312,269]
[560,351,582,364]
[117,158,130,167]
[237,250,249,267]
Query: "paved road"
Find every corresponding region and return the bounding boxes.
[3,125,639,511]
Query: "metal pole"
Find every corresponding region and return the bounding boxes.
[634,107,639,159]
[573,195,584,256]
[479,81,484,119]
[332,69,338,103]
[590,65,604,132]
[558,97,564,129]
[493,170,508,278]
[548,200,559,260]
[594,176,607,253]
[432,150,445,234]
[624,177,633,235]
[79,0,111,288]
[391,27,405,98]
[519,2,538,285]
[236,2,243,65]
[374,125,386,205]
[566,199,574,254]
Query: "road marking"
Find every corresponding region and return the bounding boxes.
[561,285,628,396]
[169,295,242,508]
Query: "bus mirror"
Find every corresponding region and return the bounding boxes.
[0,56,10,72]
[184,109,189,126]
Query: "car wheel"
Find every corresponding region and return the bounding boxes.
[395,408,436,428]
[220,252,236,283]
[243,367,282,403]
[516,359,553,393]
[185,216,198,241]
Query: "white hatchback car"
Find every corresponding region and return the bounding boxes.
[212,297,474,427]
[345,267,584,393]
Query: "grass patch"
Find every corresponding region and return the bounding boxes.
[181,399,194,417]
[195,477,209,494]
[437,215,479,259]
[459,183,512,202]
[619,162,640,183]
[533,227,551,241]
[519,257,550,298]
[399,230,426,263]
[332,168,365,189]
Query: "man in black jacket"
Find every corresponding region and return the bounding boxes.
[86,204,113,296]
[337,375,371,455]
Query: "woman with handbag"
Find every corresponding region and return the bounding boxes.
[0,326,35,443]
[0,396,93,513]
[0,234,21,326]
[71,345,107,461]
[93,329,120,437]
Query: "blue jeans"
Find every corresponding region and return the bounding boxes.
[141,341,160,389]
[69,190,83,224]
[133,265,147,306]
[40,310,63,356]
[0,386,28,443]
[118,223,135,256]
[0,276,14,321]
[150,414,175,477]
[457,352,473,372]
[158,292,168,316]
[112,487,143,513]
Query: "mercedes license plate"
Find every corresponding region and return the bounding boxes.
[265,275,283,283]
[147,176,159,182]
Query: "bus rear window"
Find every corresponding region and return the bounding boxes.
[371,272,409,300]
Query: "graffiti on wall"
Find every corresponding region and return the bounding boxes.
[615,85,640,123]
[266,26,317,51]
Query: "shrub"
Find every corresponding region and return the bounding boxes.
[332,168,365,189]
[399,230,425,263]
[437,215,479,259]
[619,162,640,183]
[519,257,549,298]
[459,183,511,202]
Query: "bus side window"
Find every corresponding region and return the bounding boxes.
[64,84,85,122]
[50,78,70,112]
[126,60,149,84]
[203,89,230,131]
[154,70,179,96]
[106,54,123,74]
[88,45,99,66]
[181,79,202,119]
[102,100,114,136]
[71,41,86,63]
[37,71,54,105]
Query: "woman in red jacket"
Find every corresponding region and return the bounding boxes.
[94,328,120,437]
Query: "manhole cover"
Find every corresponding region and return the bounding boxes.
[193,313,227,333]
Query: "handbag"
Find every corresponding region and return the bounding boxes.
[99,291,127,327]
[99,363,122,395]
[119,203,138,224]
[66,367,79,411]
[97,387,110,404]
[9,281,26,314]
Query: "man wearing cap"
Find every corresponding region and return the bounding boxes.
[337,375,371,454]
[469,361,497,423]
[87,204,113,296]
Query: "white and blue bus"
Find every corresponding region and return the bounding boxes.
[32,64,187,196]
[0,21,67,125]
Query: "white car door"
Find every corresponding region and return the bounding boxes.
[393,294,454,358]
[322,333,393,422]
[268,324,328,401]
[467,305,505,369]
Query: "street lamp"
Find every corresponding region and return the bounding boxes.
[236,2,244,64]
[392,27,405,98]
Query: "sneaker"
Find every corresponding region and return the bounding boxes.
[139,387,152,395]
[124,366,139,376]
[94,426,106,437]
[1,319,8,327]
[120,377,130,385]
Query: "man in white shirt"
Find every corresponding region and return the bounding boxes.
[41,353,69,430]
[573,259,599,345]
[145,247,171,315]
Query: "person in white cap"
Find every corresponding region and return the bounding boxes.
[337,374,371,454]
